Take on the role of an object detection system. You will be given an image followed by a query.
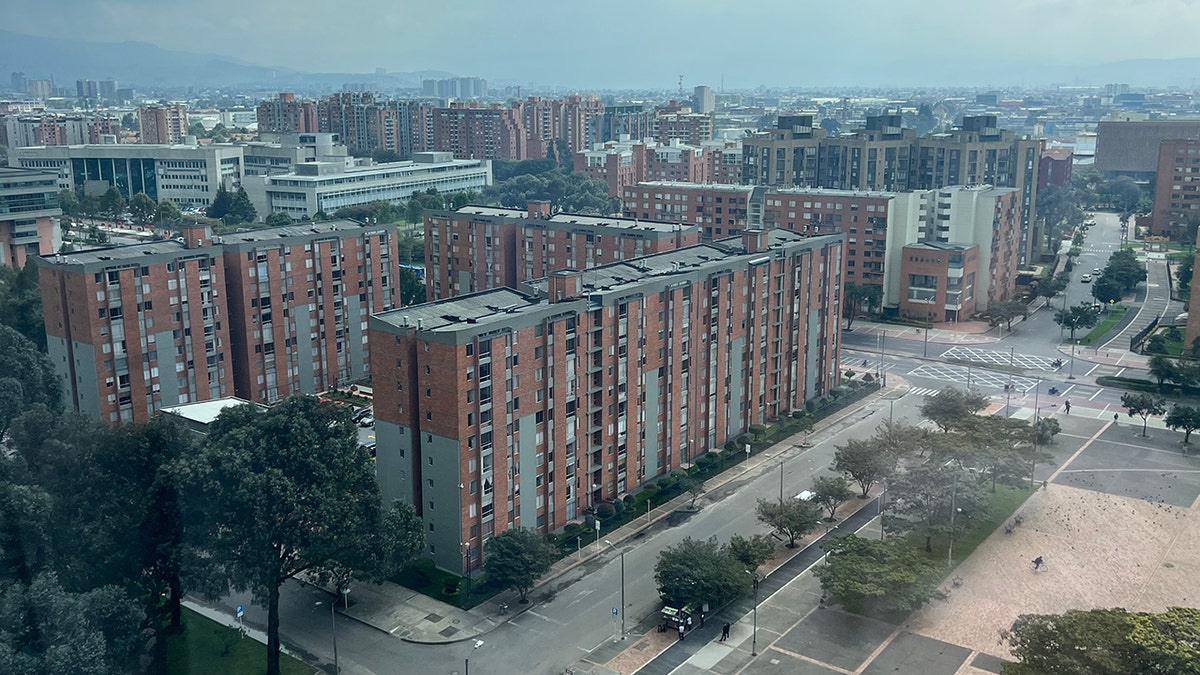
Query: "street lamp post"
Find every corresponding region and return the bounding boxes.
[1005,347,1016,417]
[462,541,472,600]
[744,570,758,656]
[877,332,886,387]
[778,460,785,501]
[604,540,626,640]
[465,639,483,675]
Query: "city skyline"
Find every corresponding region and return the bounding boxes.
[5,0,1200,89]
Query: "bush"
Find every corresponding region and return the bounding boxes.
[612,498,625,516]
[595,502,615,520]
[641,482,659,496]
[724,440,739,453]
[806,399,818,412]
[623,494,635,506]
[791,410,809,420]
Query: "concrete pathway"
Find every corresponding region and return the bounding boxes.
[1102,251,1185,351]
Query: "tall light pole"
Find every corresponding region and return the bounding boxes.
[465,639,483,675]
[877,332,886,386]
[604,540,626,640]
[744,570,758,656]
[778,460,785,501]
[1005,346,1015,417]
[462,541,472,600]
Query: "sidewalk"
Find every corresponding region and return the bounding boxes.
[336,382,904,644]
[850,318,1001,346]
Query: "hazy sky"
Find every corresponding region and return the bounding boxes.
[5,0,1199,87]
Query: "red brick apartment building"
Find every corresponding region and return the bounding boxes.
[369,229,843,572]
[897,243,980,321]
[39,220,401,423]
[424,202,700,300]
[575,139,710,197]
[1151,138,1200,238]
[432,105,528,161]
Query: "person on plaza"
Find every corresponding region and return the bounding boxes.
[721,622,731,641]
[686,615,693,632]
[1032,555,1044,570]
[678,623,685,641]
[1064,399,1071,414]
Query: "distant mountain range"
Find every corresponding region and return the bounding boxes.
[0,30,452,91]
[1,29,1198,92]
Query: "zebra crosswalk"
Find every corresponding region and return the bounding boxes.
[906,387,942,398]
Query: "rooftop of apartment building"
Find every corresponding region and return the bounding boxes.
[376,229,840,336]
[445,205,696,235]
[39,219,369,267]
[904,241,977,252]
[267,153,485,181]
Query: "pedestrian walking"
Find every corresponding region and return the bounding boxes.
[678,623,685,641]
[1032,555,1044,570]
[699,612,705,628]
[721,622,730,641]
[686,615,693,632]
[1064,399,1071,414]
[1114,413,1119,425]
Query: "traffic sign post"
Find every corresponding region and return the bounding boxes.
[236,605,244,638]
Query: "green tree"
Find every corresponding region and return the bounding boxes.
[813,535,945,615]
[1091,275,1123,305]
[654,536,752,610]
[679,475,706,509]
[371,148,401,163]
[755,497,822,548]
[1104,248,1147,293]
[1177,254,1194,291]
[98,186,125,220]
[484,528,558,604]
[120,112,138,131]
[1148,354,1178,387]
[728,534,775,571]
[1033,417,1062,446]
[180,396,418,675]
[949,415,1034,492]
[1121,392,1167,438]
[206,184,232,220]
[1054,305,1100,343]
[886,464,988,552]
[1164,404,1200,446]
[842,282,870,329]
[398,267,425,306]
[0,378,24,442]
[1035,272,1068,300]
[224,186,257,225]
[832,437,895,498]
[0,324,60,411]
[127,192,155,225]
[264,211,293,228]
[986,299,1029,332]
[811,475,854,521]
[482,168,619,215]
[58,189,79,216]
[920,386,990,433]
[0,261,47,350]
[0,572,145,675]
[1000,607,1200,675]
[312,209,330,222]
[154,198,181,225]
[79,194,102,220]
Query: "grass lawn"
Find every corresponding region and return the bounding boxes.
[913,484,1034,576]
[166,608,313,675]
[1075,305,1130,346]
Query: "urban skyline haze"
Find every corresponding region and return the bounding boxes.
[4,0,1200,88]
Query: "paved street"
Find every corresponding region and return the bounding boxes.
[938,345,1062,372]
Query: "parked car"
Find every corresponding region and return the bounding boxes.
[358,416,374,428]
[352,407,373,423]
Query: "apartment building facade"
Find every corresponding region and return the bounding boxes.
[514,95,606,159]
[138,104,189,145]
[369,229,843,572]
[424,202,700,300]
[38,219,401,423]
[2,113,123,147]
[12,143,245,209]
[1151,138,1200,237]
[432,105,528,161]
[0,167,61,268]
[256,93,319,134]
[575,139,710,197]
[624,181,1019,317]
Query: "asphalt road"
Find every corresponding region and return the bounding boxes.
[200,395,926,675]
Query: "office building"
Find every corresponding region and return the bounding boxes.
[693,86,715,115]
[235,132,348,176]
[12,143,245,209]
[1151,138,1200,238]
[0,167,61,268]
[244,152,491,220]
[138,104,189,144]
[98,79,118,100]
[38,219,401,423]
[1095,119,1200,181]
[76,80,99,99]
[369,228,843,572]
[424,201,700,300]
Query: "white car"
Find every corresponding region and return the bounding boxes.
[1093,268,1100,275]
[1081,274,1092,283]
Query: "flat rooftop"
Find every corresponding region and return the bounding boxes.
[218,219,375,244]
[161,397,262,425]
[373,288,548,333]
[444,206,694,233]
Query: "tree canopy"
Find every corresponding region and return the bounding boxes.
[811,475,854,521]
[0,261,47,351]
[127,192,156,225]
[1001,607,1200,675]
[920,386,989,433]
[154,199,182,225]
[812,535,945,615]
[483,168,619,215]
[484,528,558,603]
[179,395,421,675]
[1121,392,1167,438]
[885,464,988,552]
[1054,305,1099,341]
[264,211,293,228]
[1165,404,1200,446]
[654,536,752,610]
[755,497,822,548]
[0,324,61,413]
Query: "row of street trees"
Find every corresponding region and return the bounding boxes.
[60,187,184,226]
